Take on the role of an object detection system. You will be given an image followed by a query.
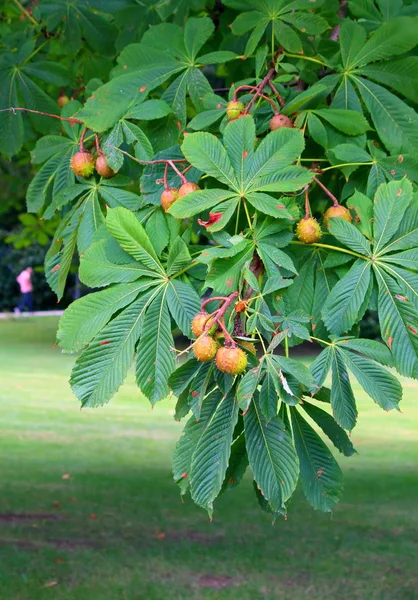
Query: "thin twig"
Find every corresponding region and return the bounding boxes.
[312,176,339,206]
[0,107,83,124]
[12,0,38,25]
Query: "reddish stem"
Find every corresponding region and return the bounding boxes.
[244,67,276,114]
[201,296,229,310]
[163,163,169,190]
[304,187,310,219]
[79,128,87,152]
[217,318,235,347]
[95,133,102,155]
[313,176,339,206]
[168,160,188,185]
[268,80,285,108]
[1,107,83,124]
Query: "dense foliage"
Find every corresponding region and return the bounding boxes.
[1,0,418,518]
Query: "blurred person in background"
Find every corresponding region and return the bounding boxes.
[14,267,33,314]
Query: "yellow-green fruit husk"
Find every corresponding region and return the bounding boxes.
[191,312,217,337]
[178,182,200,198]
[95,155,115,178]
[296,217,322,244]
[215,346,248,374]
[57,95,70,108]
[323,205,352,228]
[270,114,293,131]
[160,188,179,212]
[193,335,218,362]
[226,100,245,120]
[70,151,95,178]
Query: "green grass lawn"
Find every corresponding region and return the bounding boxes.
[0,317,417,600]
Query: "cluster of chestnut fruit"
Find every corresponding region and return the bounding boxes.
[191,312,248,375]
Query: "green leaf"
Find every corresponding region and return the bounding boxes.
[346,190,374,239]
[167,279,201,337]
[184,17,214,61]
[79,239,152,288]
[45,205,81,300]
[282,11,328,35]
[198,51,238,64]
[260,367,279,422]
[274,20,302,53]
[337,346,402,412]
[322,260,372,335]
[246,193,293,219]
[223,116,255,188]
[58,281,154,352]
[205,245,254,295]
[273,356,318,394]
[181,132,238,189]
[173,390,220,494]
[166,237,193,276]
[125,99,172,120]
[353,76,418,154]
[330,347,357,431]
[135,288,176,404]
[339,21,367,69]
[301,401,356,457]
[245,395,299,513]
[327,219,372,256]
[375,267,418,377]
[246,127,305,187]
[168,358,203,398]
[359,57,418,104]
[336,338,393,367]
[187,108,225,131]
[290,408,343,512]
[190,392,239,515]
[221,433,249,493]
[106,207,165,275]
[236,366,263,411]
[70,292,156,408]
[77,46,184,131]
[314,109,370,136]
[168,189,236,219]
[348,17,418,69]
[373,179,413,253]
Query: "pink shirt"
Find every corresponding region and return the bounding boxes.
[17,270,33,293]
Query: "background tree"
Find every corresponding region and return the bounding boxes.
[1,0,418,517]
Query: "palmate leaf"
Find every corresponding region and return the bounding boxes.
[221,432,249,493]
[58,280,157,352]
[352,76,418,154]
[190,391,239,515]
[79,238,152,288]
[336,345,402,411]
[244,394,299,513]
[229,0,328,55]
[166,279,201,337]
[181,131,238,189]
[322,259,372,335]
[373,179,413,253]
[77,45,184,131]
[135,287,176,404]
[173,390,221,494]
[290,408,343,512]
[236,366,263,411]
[45,204,82,300]
[301,401,356,457]
[327,218,372,256]
[106,207,165,276]
[347,17,417,69]
[312,346,358,431]
[70,290,158,408]
[374,267,418,377]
